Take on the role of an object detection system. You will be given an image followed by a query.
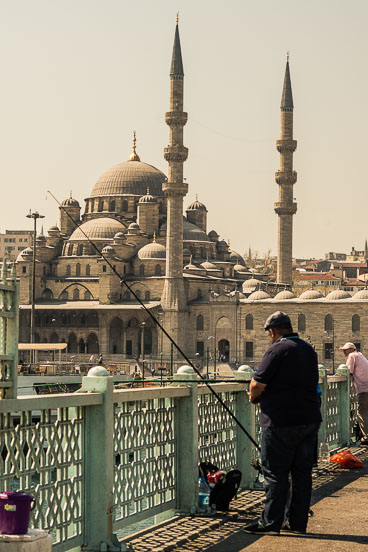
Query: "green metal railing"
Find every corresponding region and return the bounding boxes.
[0,365,357,551]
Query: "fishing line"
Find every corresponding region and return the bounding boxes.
[47,190,261,452]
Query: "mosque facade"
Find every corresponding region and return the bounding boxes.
[15,22,368,368]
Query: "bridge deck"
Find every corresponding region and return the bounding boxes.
[123,446,368,552]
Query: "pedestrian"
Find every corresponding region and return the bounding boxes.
[89,354,96,366]
[340,342,368,445]
[98,354,103,365]
[244,311,322,535]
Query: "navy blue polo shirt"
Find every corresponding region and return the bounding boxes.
[253,333,322,428]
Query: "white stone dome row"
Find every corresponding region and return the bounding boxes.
[243,286,368,301]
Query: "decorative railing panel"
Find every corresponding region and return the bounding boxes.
[325,380,340,447]
[0,404,84,550]
[113,396,176,528]
[350,378,359,438]
[198,390,237,472]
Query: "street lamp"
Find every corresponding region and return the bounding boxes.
[26,210,45,349]
[208,336,216,378]
[195,352,200,372]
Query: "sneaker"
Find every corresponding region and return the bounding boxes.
[282,524,306,534]
[360,439,368,446]
[243,522,279,535]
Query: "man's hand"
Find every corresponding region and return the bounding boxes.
[249,379,266,404]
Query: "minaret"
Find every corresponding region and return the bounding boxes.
[161,17,188,348]
[275,54,297,285]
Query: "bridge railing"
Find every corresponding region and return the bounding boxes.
[0,364,356,551]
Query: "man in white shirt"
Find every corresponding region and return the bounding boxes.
[340,342,368,445]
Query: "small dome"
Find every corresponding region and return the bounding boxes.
[102,245,116,256]
[114,232,126,240]
[139,189,157,203]
[242,278,262,290]
[69,218,126,241]
[137,242,166,260]
[48,225,60,233]
[62,194,80,207]
[187,197,207,211]
[299,289,324,300]
[161,219,211,243]
[325,289,351,300]
[21,247,33,256]
[218,239,228,248]
[183,248,191,257]
[201,260,217,270]
[36,234,46,243]
[247,290,271,301]
[274,290,296,300]
[128,222,140,230]
[353,289,368,300]
[234,263,246,272]
[230,251,245,265]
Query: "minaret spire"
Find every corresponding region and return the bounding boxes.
[275,57,297,285]
[161,18,189,345]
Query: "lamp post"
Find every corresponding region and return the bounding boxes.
[195,352,200,372]
[208,336,215,378]
[206,347,209,379]
[26,210,45,350]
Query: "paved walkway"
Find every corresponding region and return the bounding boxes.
[124,446,368,552]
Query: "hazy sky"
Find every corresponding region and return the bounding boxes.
[1,0,367,259]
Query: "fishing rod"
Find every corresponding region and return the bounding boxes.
[47,191,261,453]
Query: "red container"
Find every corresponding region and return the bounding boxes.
[0,492,35,535]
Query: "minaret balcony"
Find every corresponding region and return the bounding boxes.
[274,202,297,216]
[165,111,188,127]
[275,171,297,185]
[162,180,188,195]
[276,140,297,153]
[164,146,188,163]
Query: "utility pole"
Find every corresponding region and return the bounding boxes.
[26,210,44,352]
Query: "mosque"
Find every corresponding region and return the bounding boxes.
[15,21,368,370]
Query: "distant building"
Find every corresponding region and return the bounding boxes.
[0,230,34,260]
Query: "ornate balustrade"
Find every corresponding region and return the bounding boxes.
[0,365,357,551]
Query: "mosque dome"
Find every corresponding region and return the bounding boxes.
[234,263,246,272]
[273,290,296,300]
[102,245,116,256]
[247,290,271,301]
[201,260,217,270]
[186,198,207,211]
[208,230,219,241]
[139,189,157,203]
[229,250,245,265]
[69,218,127,241]
[62,194,80,207]
[36,234,46,244]
[48,225,60,233]
[137,241,166,260]
[114,232,126,240]
[325,289,351,300]
[353,289,368,300]
[298,289,323,300]
[242,278,262,290]
[128,222,140,230]
[19,247,33,259]
[160,218,211,243]
[90,160,166,198]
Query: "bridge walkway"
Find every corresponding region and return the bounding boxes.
[124,446,368,552]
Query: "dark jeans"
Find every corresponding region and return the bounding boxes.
[259,423,320,532]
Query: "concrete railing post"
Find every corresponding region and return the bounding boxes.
[173,366,199,514]
[336,364,350,446]
[234,365,256,489]
[318,365,328,446]
[79,366,120,552]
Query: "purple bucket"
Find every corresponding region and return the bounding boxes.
[0,492,35,535]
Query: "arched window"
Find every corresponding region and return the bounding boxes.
[73,288,80,300]
[145,291,150,301]
[122,200,128,212]
[196,315,204,331]
[98,200,103,212]
[66,265,71,276]
[123,291,130,301]
[50,332,58,343]
[155,264,162,276]
[352,314,360,332]
[197,289,202,298]
[298,314,306,332]
[135,290,141,299]
[200,247,205,259]
[60,290,68,300]
[81,314,86,325]
[87,312,99,327]
[84,290,92,300]
[245,314,253,330]
[67,244,73,256]
[325,314,333,331]
[139,265,145,276]
[77,244,83,256]
[86,264,90,276]
[87,333,99,354]
[79,338,85,353]
[41,289,53,300]
[110,200,116,212]
[76,263,81,276]
[67,333,77,353]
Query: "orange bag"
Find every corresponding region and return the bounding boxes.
[329,449,363,469]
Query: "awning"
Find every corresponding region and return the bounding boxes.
[18,343,68,351]
[19,301,161,310]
